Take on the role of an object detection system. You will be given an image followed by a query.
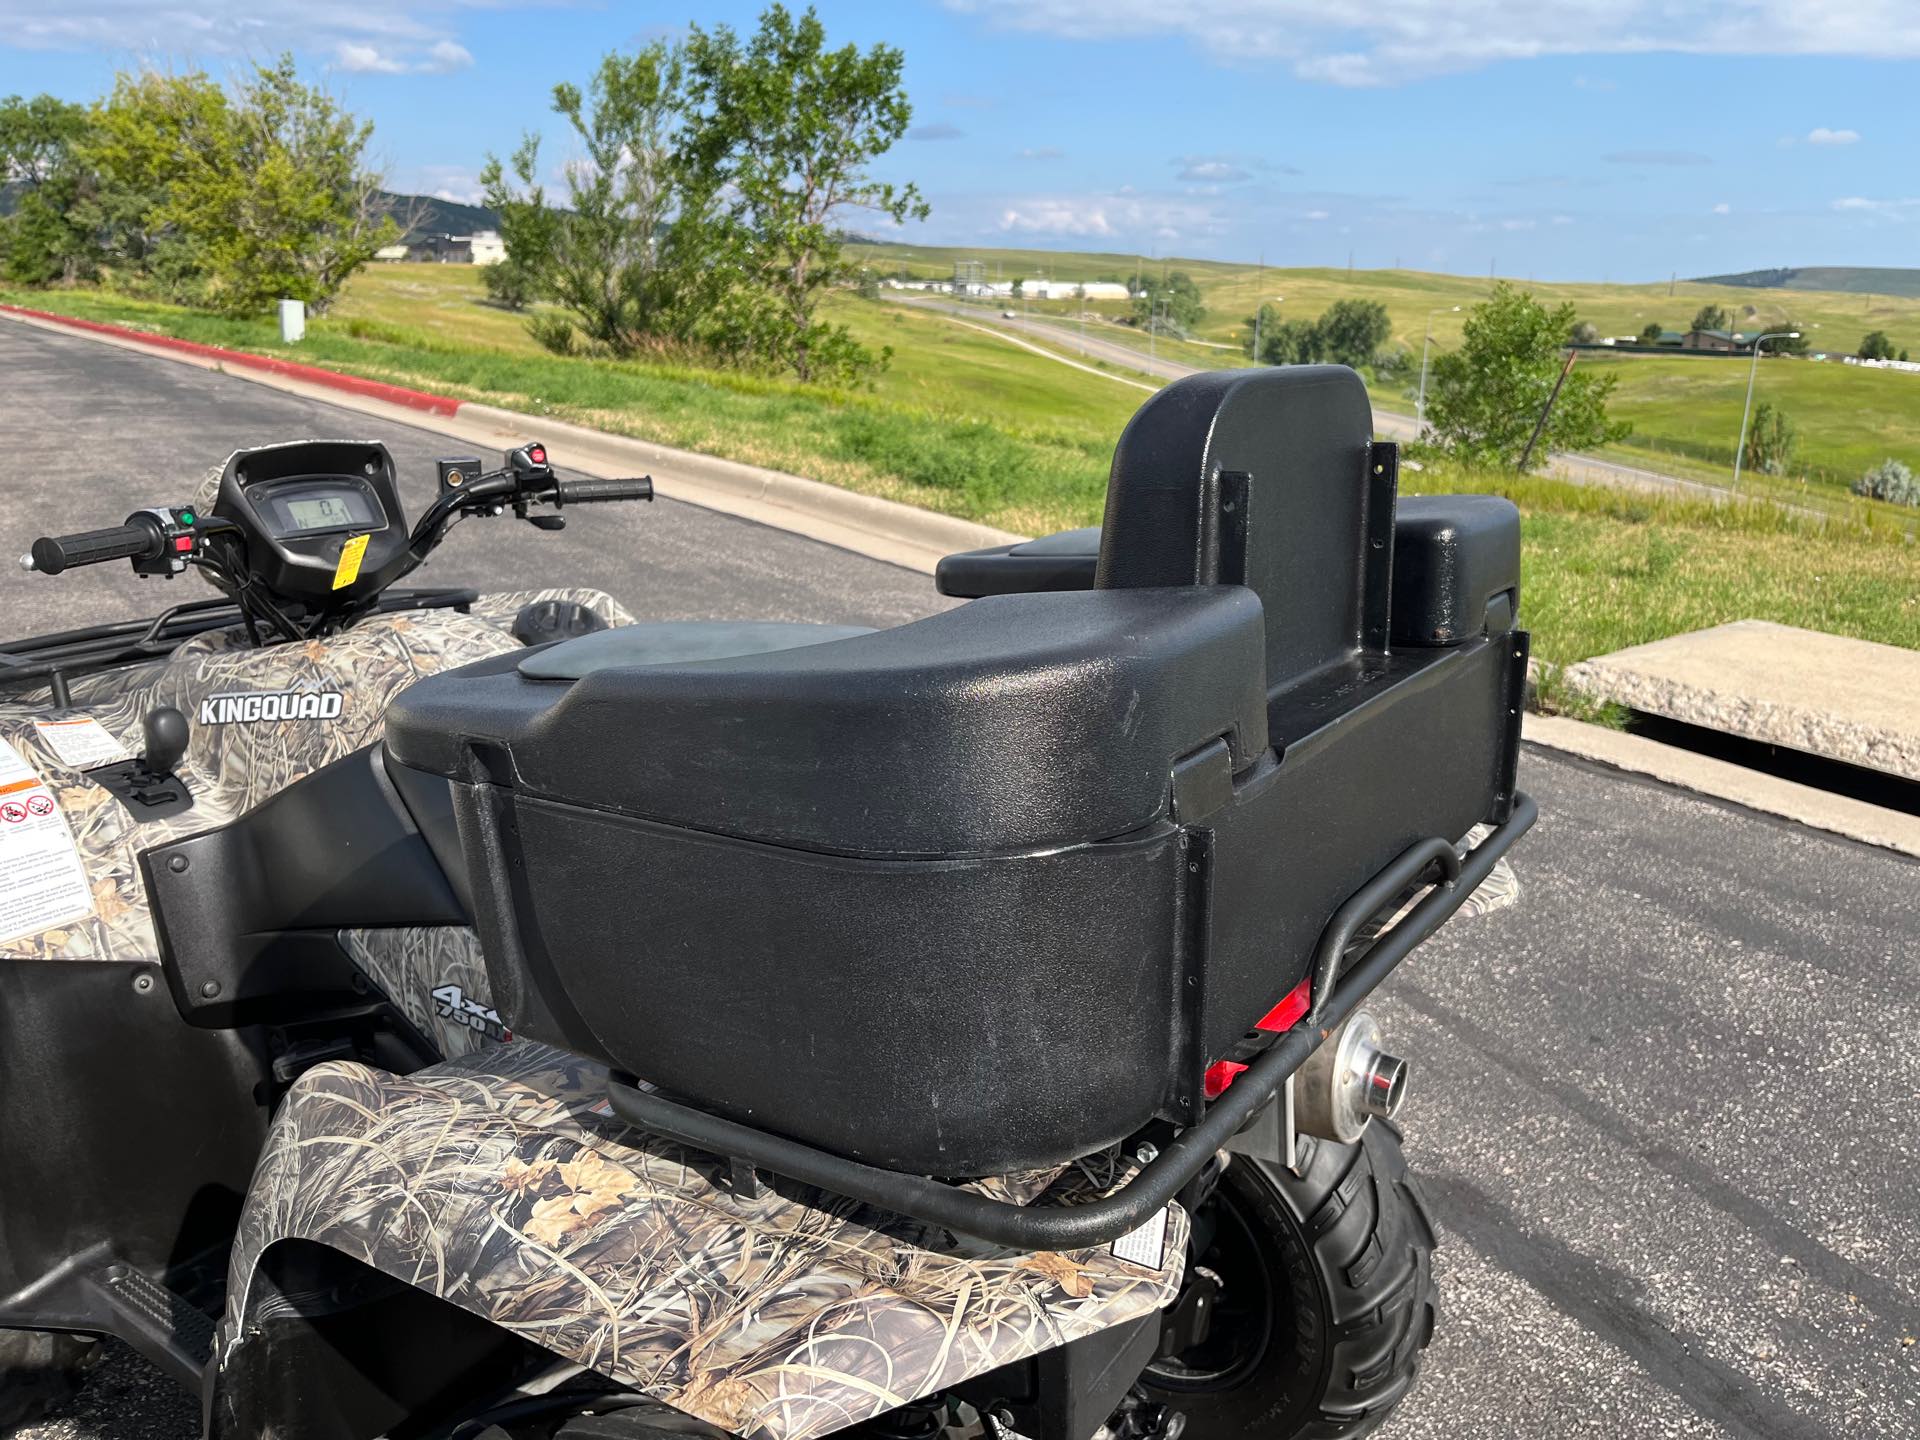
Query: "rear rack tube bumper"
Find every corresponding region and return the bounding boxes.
[608,791,1536,1250]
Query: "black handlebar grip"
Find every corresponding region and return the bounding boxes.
[29,518,163,575]
[555,476,653,505]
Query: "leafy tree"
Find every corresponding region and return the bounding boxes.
[1426,282,1630,470]
[680,4,926,383]
[0,94,96,283]
[855,268,880,300]
[80,70,229,299]
[1315,298,1390,368]
[1638,321,1664,346]
[183,58,395,314]
[83,59,396,315]
[1259,316,1322,366]
[1742,401,1795,477]
[1902,349,1911,363]
[1129,270,1204,332]
[1767,329,1810,356]
[1691,302,1731,333]
[1569,319,1598,345]
[479,46,689,355]
[477,134,559,311]
[1010,277,1024,299]
[1860,330,1897,361]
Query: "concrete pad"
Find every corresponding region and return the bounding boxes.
[1523,713,1920,858]
[1564,619,1920,780]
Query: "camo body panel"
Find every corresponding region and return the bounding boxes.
[340,926,507,1060]
[222,1041,1187,1440]
[0,589,631,963]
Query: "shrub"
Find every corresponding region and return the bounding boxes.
[1852,458,1920,507]
[1742,401,1795,477]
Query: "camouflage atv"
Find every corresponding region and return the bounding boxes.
[0,367,1532,1440]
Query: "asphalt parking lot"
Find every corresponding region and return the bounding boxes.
[3,318,1916,1439]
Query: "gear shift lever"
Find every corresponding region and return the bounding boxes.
[142,707,189,777]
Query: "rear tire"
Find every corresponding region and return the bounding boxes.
[1145,1122,1438,1439]
[0,1329,100,1428]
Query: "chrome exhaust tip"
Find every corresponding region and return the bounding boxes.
[1294,1011,1409,1142]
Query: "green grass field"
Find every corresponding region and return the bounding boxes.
[853,242,1920,357]
[6,265,1914,683]
[859,243,1920,502]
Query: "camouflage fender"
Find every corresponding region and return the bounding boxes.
[222,1042,1189,1440]
[0,589,632,963]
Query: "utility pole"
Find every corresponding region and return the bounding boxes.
[1517,348,1580,471]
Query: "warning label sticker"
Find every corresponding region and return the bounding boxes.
[0,739,94,944]
[1108,1206,1170,1270]
[33,716,131,771]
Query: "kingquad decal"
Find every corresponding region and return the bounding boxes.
[198,689,344,725]
[432,981,512,1043]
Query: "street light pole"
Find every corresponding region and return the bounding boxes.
[1417,305,1460,432]
[1731,330,1801,491]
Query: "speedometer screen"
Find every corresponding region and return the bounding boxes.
[284,495,361,530]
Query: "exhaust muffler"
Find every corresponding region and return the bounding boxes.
[1294,1011,1408,1143]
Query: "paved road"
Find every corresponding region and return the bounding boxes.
[889,296,1778,511]
[4,319,1916,1440]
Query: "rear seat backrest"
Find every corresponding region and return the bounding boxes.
[1095,365,1392,691]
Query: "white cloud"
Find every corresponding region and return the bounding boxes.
[1018,146,1064,160]
[940,1,1920,85]
[1806,126,1860,145]
[1177,159,1251,183]
[2,0,486,77]
[1304,209,1330,220]
[996,192,1222,241]
[1832,196,1918,214]
[909,122,966,141]
[1712,201,1731,213]
[337,42,408,74]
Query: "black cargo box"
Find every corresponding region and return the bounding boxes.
[386,366,1525,1176]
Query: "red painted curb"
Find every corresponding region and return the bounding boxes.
[0,303,464,418]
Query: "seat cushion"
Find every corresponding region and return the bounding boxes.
[518,621,875,681]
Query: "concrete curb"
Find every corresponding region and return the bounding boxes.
[0,305,1024,575]
[1524,713,1920,860]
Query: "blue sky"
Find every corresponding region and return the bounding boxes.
[2,1,1915,281]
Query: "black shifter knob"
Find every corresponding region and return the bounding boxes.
[143,707,190,776]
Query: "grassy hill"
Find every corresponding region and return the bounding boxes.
[1694,266,1920,298]
[851,242,1920,360]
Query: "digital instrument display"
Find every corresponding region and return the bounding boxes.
[260,483,380,538]
[284,495,361,530]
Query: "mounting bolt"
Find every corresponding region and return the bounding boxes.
[167,854,188,873]
[1135,1142,1159,1166]
[132,973,154,995]
[200,980,221,999]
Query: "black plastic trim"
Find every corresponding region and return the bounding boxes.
[606,792,1535,1248]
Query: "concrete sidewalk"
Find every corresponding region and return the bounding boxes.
[1565,620,1920,782]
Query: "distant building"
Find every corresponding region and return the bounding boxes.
[1683,328,1747,353]
[466,231,507,266]
[373,243,410,262]
[403,230,507,265]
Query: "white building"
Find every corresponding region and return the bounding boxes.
[465,231,507,266]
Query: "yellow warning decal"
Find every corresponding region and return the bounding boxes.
[332,533,371,590]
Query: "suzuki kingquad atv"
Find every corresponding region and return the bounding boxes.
[1,366,1532,1440]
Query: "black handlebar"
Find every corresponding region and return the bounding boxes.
[555,476,654,505]
[30,517,164,575]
